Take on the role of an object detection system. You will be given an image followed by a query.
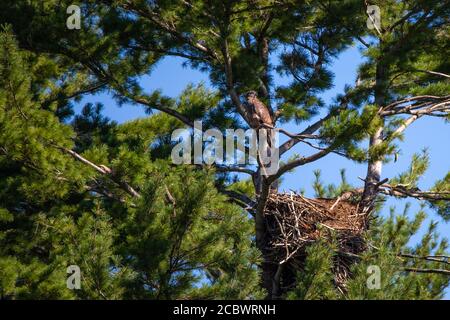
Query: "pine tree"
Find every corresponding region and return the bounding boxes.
[0,0,449,299]
[0,28,261,299]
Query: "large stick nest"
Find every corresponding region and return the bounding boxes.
[264,192,369,292]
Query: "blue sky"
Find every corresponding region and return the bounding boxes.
[75,45,450,298]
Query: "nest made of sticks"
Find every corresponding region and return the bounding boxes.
[264,192,368,292]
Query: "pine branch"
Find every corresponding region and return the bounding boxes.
[355,36,371,49]
[409,69,450,79]
[42,81,107,106]
[360,94,449,213]
[353,245,450,267]
[86,183,137,208]
[278,108,341,156]
[124,93,194,128]
[259,123,320,141]
[403,267,450,276]
[213,165,255,175]
[353,177,450,202]
[192,163,255,176]
[387,6,419,32]
[59,147,141,198]
[399,254,450,266]
[58,47,197,128]
[297,139,351,160]
[268,147,333,183]
[230,3,289,15]
[219,189,256,212]
[379,183,450,201]
[127,44,209,62]
[380,95,450,117]
[121,1,219,60]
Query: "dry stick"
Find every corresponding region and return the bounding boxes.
[383,95,444,110]
[368,245,450,272]
[273,214,289,257]
[317,222,336,231]
[411,69,450,79]
[329,196,342,211]
[61,148,109,174]
[357,176,450,201]
[380,97,450,116]
[380,184,450,201]
[59,147,141,198]
[399,253,450,266]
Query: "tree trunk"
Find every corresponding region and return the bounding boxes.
[360,60,387,214]
[360,126,383,213]
[254,169,285,299]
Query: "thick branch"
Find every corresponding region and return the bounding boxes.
[403,267,450,276]
[43,81,107,106]
[213,165,255,175]
[121,2,219,60]
[278,109,339,156]
[410,69,450,79]
[379,184,450,201]
[268,147,333,183]
[380,95,450,117]
[125,94,194,128]
[360,59,387,214]
[220,189,256,211]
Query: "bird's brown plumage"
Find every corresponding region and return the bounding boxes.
[245,91,274,147]
[245,91,273,128]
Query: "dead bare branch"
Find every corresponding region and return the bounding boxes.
[399,253,450,266]
[380,95,450,117]
[379,183,450,201]
[59,147,141,198]
[403,267,450,276]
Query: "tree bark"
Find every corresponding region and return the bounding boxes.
[360,126,383,213]
[360,60,387,214]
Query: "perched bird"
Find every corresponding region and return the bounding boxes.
[245,91,279,187]
[245,91,274,148]
[245,91,273,129]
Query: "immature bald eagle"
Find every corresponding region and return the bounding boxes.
[245,91,273,129]
[245,91,273,147]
